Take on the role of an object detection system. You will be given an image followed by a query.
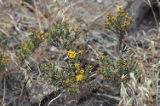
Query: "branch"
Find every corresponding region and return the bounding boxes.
[47,90,65,106]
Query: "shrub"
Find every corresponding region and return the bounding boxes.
[41,49,93,94]
[98,55,136,86]
[29,30,46,48]
[104,6,135,54]
[104,6,135,32]
[17,30,46,59]
[47,22,80,49]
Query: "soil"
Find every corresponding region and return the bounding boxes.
[0,0,159,106]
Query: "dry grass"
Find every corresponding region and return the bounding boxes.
[0,0,159,106]
[118,1,160,105]
[119,28,160,105]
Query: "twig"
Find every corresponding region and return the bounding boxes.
[66,100,77,105]
[33,0,43,31]
[2,77,6,105]
[0,28,10,37]
[144,0,159,32]
[117,31,125,56]
[156,0,160,16]
[93,93,121,102]
[47,90,65,106]
[37,63,42,78]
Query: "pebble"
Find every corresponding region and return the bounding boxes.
[49,46,59,52]
[96,0,103,3]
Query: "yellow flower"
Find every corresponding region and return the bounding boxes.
[125,14,128,18]
[40,34,46,40]
[121,25,124,28]
[127,22,131,26]
[76,74,83,82]
[129,17,135,23]
[74,63,80,68]
[66,79,70,84]
[78,50,84,55]
[119,10,125,13]
[116,5,123,11]
[80,69,84,74]
[121,25,125,29]
[24,43,30,52]
[124,21,127,25]
[106,12,112,17]
[68,50,76,59]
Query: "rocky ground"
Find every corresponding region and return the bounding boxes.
[0,0,159,106]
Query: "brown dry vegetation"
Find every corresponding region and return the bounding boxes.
[0,0,159,106]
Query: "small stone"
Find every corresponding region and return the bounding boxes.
[49,46,59,52]
[91,58,95,62]
[97,0,102,3]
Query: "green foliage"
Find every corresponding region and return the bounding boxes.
[0,52,7,71]
[104,6,135,53]
[17,40,34,59]
[29,31,46,48]
[17,30,46,59]
[98,55,136,86]
[41,50,93,94]
[47,22,80,49]
[104,6,135,34]
[0,35,7,50]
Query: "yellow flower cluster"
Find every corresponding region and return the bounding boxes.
[67,50,85,82]
[78,50,84,55]
[104,5,135,30]
[116,6,135,29]
[23,40,33,52]
[116,5,123,11]
[68,50,84,59]
[74,63,80,68]
[106,12,114,22]
[116,9,125,18]
[23,44,30,52]
[76,74,83,82]
[68,50,76,59]
[30,30,46,41]
[75,69,84,82]
[129,17,135,23]
[120,17,135,29]
[104,12,115,28]
[80,69,84,74]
